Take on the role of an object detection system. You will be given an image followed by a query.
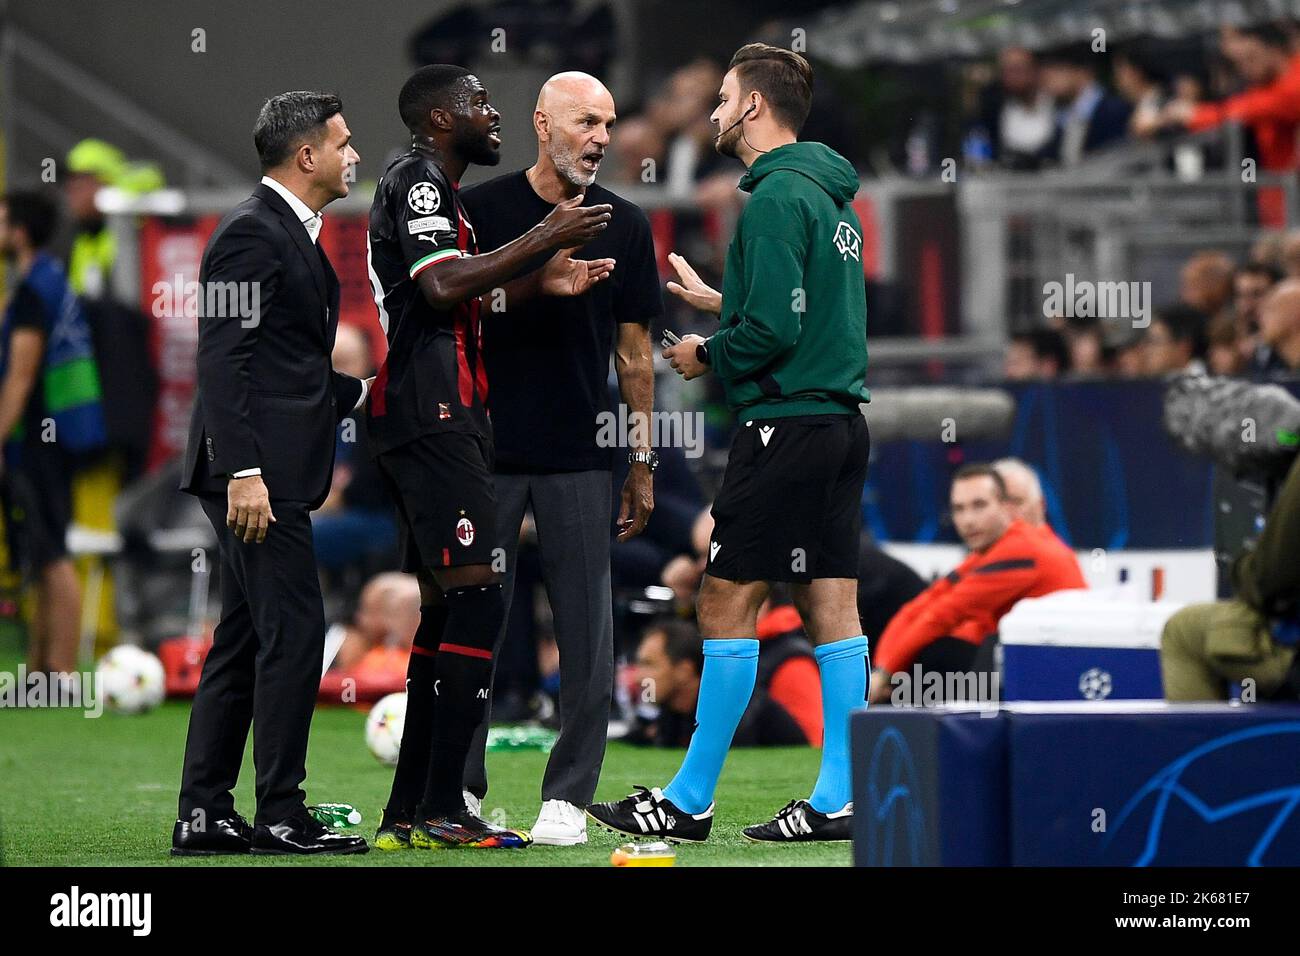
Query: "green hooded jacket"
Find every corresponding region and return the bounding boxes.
[707,141,869,420]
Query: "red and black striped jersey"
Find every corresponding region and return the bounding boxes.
[365,149,489,453]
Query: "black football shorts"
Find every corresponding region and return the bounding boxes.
[376,430,499,573]
[5,445,73,572]
[706,413,869,584]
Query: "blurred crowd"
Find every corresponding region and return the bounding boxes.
[1004,241,1300,382]
[958,22,1300,186]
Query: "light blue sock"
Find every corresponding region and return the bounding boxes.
[662,638,759,814]
[808,635,869,814]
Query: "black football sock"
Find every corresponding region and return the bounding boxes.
[418,583,504,820]
[383,604,448,822]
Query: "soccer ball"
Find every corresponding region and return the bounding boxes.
[365,692,407,766]
[97,645,167,715]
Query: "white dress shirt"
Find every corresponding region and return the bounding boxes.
[260,174,323,243]
[1057,83,1104,167]
[230,178,367,480]
[1000,91,1055,157]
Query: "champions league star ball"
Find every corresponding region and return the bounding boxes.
[96,645,167,715]
[365,692,407,766]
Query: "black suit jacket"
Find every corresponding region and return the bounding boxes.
[1046,92,1134,162]
[1081,93,1132,153]
[181,183,363,508]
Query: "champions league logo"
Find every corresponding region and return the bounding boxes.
[408,181,441,215]
[1078,667,1113,701]
[864,727,927,865]
[1104,722,1300,866]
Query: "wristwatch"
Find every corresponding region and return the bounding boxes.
[629,449,659,472]
[696,340,711,366]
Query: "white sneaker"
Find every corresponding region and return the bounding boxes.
[463,790,482,818]
[531,799,588,846]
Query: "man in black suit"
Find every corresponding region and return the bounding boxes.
[1040,43,1133,166]
[172,91,369,856]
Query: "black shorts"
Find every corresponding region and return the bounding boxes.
[706,413,869,584]
[5,445,73,572]
[375,430,499,573]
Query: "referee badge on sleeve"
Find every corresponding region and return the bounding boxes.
[833,221,862,262]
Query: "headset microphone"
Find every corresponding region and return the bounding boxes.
[715,103,755,141]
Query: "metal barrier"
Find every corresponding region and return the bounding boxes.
[960,144,1300,335]
[97,134,1297,373]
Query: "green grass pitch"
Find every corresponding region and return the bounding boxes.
[0,639,848,867]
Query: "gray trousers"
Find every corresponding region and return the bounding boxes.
[464,469,614,805]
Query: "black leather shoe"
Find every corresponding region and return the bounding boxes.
[251,810,369,855]
[171,813,254,856]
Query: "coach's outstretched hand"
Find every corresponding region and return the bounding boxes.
[540,248,616,297]
[227,474,276,544]
[666,252,722,315]
[539,193,613,249]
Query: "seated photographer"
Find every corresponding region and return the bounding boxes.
[1161,453,1300,701]
[628,611,820,748]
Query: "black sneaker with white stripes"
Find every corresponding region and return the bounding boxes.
[585,786,713,844]
[742,799,853,842]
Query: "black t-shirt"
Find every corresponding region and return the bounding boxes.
[460,171,663,472]
[366,149,488,454]
[2,282,50,449]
